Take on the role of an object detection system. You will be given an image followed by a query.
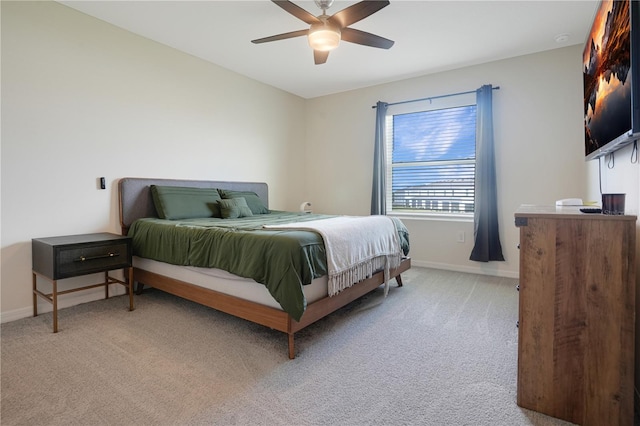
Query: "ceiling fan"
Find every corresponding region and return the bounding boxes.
[251,0,394,65]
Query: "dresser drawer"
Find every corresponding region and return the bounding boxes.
[33,233,132,280]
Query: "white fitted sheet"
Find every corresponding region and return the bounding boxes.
[133,256,329,310]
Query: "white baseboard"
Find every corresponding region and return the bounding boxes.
[0,285,127,324]
[411,260,519,279]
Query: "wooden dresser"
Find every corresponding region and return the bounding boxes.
[514,205,636,426]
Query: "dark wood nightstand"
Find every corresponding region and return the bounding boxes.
[32,232,134,332]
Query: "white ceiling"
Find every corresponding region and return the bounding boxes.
[59,0,598,99]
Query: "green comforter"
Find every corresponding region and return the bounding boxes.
[128,211,410,321]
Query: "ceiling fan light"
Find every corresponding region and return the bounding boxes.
[308,26,341,51]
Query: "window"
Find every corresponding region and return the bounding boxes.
[385,94,476,215]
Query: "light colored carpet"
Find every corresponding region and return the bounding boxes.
[1,267,576,426]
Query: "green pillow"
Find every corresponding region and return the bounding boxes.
[219,190,269,214]
[218,197,253,219]
[150,185,222,219]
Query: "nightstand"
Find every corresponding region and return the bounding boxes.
[32,232,134,332]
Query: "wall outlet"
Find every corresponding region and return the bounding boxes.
[457,231,465,243]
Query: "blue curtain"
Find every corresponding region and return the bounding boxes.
[470,85,505,262]
[371,101,388,215]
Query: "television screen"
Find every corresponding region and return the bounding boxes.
[583,0,632,159]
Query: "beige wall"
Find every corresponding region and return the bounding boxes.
[304,45,588,278]
[1,1,307,319]
[2,2,592,320]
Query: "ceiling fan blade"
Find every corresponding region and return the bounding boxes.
[340,27,394,49]
[251,29,309,44]
[273,0,321,25]
[329,0,390,28]
[314,50,329,65]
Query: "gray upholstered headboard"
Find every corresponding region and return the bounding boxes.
[118,177,269,234]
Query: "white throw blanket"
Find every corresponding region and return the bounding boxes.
[264,216,402,296]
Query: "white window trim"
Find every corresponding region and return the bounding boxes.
[384,92,477,218]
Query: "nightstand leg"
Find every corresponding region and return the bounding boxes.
[32,272,38,317]
[127,267,134,311]
[104,271,109,299]
[52,280,58,333]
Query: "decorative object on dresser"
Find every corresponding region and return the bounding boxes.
[119,177,411,359]
[514,205,636,426]
[32,233,134,332]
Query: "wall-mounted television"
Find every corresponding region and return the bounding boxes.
[583,0,640,161]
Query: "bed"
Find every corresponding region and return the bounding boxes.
[118,177,411,358]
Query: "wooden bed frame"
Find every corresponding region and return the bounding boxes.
[118,177,411,358]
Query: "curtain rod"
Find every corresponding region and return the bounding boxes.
[372,86,500,108]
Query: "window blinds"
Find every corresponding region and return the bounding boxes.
[386,105,477,213]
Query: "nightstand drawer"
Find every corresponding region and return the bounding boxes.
[58,242,130,278]
[32,233,132,280]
